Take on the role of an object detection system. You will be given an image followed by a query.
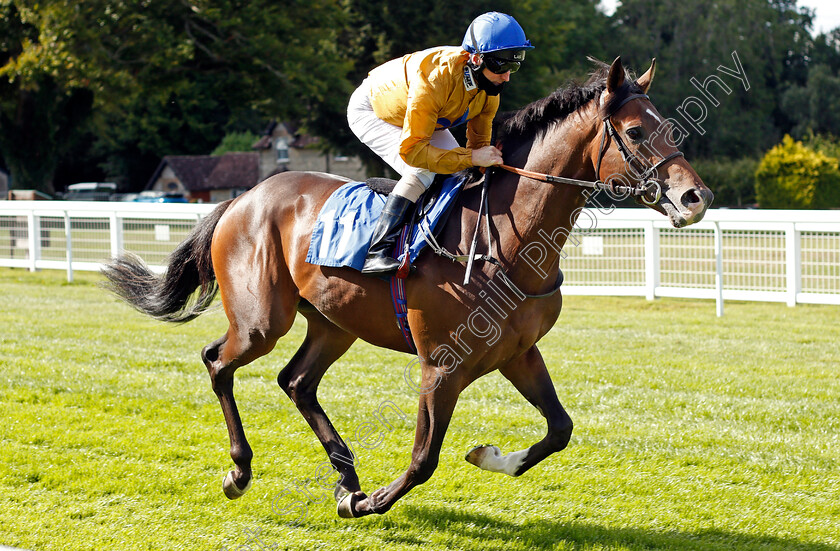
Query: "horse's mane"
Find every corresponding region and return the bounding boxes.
[497,59,643,145]
[460,59,643,184]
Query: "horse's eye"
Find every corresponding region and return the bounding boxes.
[626,127,643,141]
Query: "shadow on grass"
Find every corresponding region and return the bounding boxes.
[396,505,835,551]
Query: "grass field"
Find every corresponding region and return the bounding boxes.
[0,267,838,551]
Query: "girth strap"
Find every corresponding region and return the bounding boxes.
[389,225,416,353]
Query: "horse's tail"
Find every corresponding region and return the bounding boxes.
[101,199,234,323]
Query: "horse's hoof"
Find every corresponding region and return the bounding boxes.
[336,491,363,518]
[222,470,251,499]
[465,444,527,476]
[334,484,351,503]
[465,444,500,467]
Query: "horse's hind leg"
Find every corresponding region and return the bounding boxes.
[202,235,299,499]
[202,312,292,498]
[277,310,360,496]
[465,345,573,476]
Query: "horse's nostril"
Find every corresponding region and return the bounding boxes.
[681,189,701,208]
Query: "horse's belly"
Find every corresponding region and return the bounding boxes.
[407,287,563,374]
[301,270,417,353]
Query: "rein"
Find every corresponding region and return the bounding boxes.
[499,93,684,206]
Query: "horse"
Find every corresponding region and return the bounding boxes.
[103,57,713,518]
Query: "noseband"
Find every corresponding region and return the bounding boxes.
[500,93,684,205]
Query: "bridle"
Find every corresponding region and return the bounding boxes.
[499,93,684,206]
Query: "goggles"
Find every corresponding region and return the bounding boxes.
[483,53,524,74]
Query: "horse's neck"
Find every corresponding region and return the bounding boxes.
[494,105,600,291]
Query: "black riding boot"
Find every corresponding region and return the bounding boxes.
[361,194,413,275]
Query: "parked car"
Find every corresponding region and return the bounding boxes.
[61,182,117,201]
[132,191,188,203]
[112,193,139,202]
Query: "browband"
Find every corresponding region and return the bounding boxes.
[604,93,650,120]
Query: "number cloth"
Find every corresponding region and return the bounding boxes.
[305,175,466,270]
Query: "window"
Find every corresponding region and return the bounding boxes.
[276,139,290,164]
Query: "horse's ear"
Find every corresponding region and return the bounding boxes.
[636,58,656,93]
[607,56,625,94]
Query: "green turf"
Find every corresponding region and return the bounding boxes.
[0,267,837,550]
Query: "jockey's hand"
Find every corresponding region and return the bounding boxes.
[471,145,503,167]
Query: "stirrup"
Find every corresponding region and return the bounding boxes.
[361,254,401,275]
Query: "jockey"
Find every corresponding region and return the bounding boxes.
[347,12,533,275]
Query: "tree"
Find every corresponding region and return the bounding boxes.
[782,64,840,138]
[91,0,355,189]
[809,28,840,74]
[781,28,840,139]
[0,2,95,194]
[212,131,260,156]
[689,157,759,207]
[0,0,351,192]
[610,0,813,160]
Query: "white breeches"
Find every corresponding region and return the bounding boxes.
[347,79,459,202]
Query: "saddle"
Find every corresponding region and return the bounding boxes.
[364,174,459,227]
[363,177,399,195]
[305,173,468,272]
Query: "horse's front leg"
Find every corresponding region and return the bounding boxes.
[465,345,573,476]
[338,364,463,518]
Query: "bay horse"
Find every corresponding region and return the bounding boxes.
[103,57,712,518]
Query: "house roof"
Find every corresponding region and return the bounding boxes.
[291,134,320,148]
[253,133,320,150]
[148,152,261,191]
[252,135,273,150]
[251,121,320,151]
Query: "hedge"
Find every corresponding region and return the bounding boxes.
[755,135,840,209]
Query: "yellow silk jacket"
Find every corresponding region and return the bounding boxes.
[367,46,499,174]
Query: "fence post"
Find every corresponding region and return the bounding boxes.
[644,220,659,301]
[26,211,39,272]
[64,210,73,283]
[785,223,801,307]
[713,221,724,317]
[109,212,123,259]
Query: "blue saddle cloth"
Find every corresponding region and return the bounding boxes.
[306,175,466,270]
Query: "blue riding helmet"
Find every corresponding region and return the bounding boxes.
[461,12,533,55]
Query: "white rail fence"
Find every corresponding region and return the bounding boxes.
[1,201,838,313]
[0,201,213,280]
